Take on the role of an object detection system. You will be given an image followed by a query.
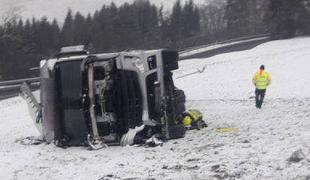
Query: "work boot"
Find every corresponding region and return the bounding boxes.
[255,101,260,108]
[258,100,263,109]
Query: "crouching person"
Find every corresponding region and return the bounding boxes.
[182,109,207,130]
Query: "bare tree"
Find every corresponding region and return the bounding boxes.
[1,5,23,30]
[200,0,227,36]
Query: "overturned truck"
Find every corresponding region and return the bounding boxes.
[21,46,188,149]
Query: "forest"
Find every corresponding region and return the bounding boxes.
[0,0,309,80]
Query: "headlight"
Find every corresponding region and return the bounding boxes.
[133,58,145,72]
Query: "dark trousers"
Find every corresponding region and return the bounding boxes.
[255,89,266,108]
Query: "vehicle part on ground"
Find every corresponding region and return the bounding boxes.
[21,46,187,148]
[145,134,163,147]
[120,125,145,146]
[20,82,42,134]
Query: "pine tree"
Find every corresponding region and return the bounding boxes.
[37,17,53,54]
[109,2,121,51]
[84,13,93,49]
[118,2,140,49]
[200,0,227,36]
[50,19,60,51]
[73,12,88,44]
[183,0,195,37]
[192,6,201,34]
[158,5,168,43]
[134,0,159,48]
[178,0,201,38]
[267,0,310,39]
[16,19,24,35]
[247,0,270,34]
[224,0,251,37]
[61,9,74,46]
[169,0,183,47]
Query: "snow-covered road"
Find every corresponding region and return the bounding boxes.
[1,37,310,180]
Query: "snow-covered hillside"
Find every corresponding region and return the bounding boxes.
[0,0,207,23]
[1,37,310,179]
[175,37,310,100]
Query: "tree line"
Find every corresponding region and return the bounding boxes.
[0,0,310,80]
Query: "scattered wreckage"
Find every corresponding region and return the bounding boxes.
[20,45,206,149]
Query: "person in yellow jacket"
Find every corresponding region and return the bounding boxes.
[252,65,271,109]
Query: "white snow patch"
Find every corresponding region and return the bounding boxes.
[175,37,310,100]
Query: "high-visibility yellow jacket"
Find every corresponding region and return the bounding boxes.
[252,70,271,90]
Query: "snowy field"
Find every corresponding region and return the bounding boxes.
[1,37,310,180]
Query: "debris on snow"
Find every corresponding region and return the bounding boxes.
[287,149,306,163]
[15,136,44,146]
[216,127,239,133]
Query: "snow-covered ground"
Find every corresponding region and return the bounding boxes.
[1,37,310,180]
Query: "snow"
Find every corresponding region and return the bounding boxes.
[1,37,310,179]
[175,36,310,100]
